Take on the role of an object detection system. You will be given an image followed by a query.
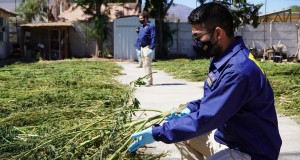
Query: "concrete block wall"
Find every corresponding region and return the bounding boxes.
[167,23,194,57]
[166,22,299,58]
[237,23,299,57]
[70,21,299,59]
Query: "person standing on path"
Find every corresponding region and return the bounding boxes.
[136,12,156,87]
[128,2,282,159]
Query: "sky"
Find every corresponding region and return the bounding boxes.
[174,0,300,14]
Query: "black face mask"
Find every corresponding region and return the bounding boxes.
[192,31,217,56]
[139,20,144,24]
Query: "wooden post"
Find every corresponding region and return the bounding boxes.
[58,28,61,59]
[48,29,51,60]
[64,28,67,58]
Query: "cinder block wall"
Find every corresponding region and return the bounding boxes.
[70,21,299,59]
[166,22,299,58]
[236,23,299,57]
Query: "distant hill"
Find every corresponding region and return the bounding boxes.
[166,3,194,22]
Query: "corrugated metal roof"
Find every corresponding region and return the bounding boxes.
[259,9,300,23]
[20,22,74,27]
[259,9,291,17]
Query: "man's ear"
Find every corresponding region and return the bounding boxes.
[215,27,223,40]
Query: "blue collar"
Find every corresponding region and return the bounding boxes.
[142,21,152,27]
[211,36,246,71]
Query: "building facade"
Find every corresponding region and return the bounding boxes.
[0,8,16,59]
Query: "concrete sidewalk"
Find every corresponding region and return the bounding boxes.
[116,62,300,160]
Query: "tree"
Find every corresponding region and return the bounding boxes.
[229,0,263,30]
[198,0,206,5]
[75,0,110,57]
[197,0,263,30]
[290,5,300,12]
[17,0,48,22]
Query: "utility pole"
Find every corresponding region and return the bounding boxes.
[265,0,267,14]
[263,0,267,42]
[15,0,17,36]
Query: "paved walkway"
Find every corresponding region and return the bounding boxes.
[116,61,300,160]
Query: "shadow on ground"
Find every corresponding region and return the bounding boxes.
[279,152,300,160]
[0,57,41,67]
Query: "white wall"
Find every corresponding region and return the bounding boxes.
[69,22,112,58]
[69,22,96,58]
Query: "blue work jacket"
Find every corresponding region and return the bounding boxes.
[136,21,156,50]
[152,36,282,160]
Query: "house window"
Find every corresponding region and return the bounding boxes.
[0,32,3,42]
[0,17,3,42]
[0,17,3,26]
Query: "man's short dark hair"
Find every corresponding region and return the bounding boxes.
[188,2,234,37]
[139,12,149,19]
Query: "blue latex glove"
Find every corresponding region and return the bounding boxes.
[164,107,191,121]
[181,107,192,115]
[128,128,155,152]
[148,49,154,56]
[164,113,182,121]
[136,49,141,56]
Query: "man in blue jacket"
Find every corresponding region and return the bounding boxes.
[136,12,156,87]
[129,2,282,160]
